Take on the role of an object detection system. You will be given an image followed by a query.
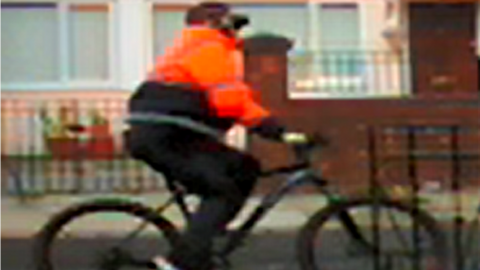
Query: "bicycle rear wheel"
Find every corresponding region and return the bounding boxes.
[34,198,180,270]
[297,198,448,270]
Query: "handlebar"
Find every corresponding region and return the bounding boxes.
[291,132,329,164]
[261,133,329,177]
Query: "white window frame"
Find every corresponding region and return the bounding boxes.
[145,1,196,71]
[288,2,371,99]
[1,0,118,91]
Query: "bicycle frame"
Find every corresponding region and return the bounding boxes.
[215,164,388,259]
[217,166,331,257]
[111,135,378,267]
[116,163,338,258]
[117,154,384,270]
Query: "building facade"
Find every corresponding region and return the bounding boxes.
[2,0,479,191]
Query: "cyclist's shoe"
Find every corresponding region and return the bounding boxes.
[152,256,181,270]
[152,255,219,270]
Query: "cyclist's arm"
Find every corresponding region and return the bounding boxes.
[180,42,297,142]
[243,99,309,144]
[247,115,286,141]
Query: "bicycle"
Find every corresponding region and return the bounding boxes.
[34,116,448,270]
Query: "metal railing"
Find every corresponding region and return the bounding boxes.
[368,123,480,270]
[1,98,168,196]
[288,50,411,98]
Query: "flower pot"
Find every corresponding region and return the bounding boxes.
[46,138,82,160]
[86,124,114,160]
[87,137,115,160]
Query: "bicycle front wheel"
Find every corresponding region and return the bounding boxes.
[34,198,180,270]
[297,198,448,270]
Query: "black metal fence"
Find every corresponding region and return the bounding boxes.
[367,124,480,270]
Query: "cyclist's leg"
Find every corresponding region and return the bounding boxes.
[166,139,260,270]
[183,137,260,218]
[129,125,260,270]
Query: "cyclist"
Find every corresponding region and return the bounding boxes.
[126,2,309,270]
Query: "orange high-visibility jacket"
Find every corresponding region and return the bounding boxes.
[149,27,270,127]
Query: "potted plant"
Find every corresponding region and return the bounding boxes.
[86,108,114,160]
[40,106,82,160]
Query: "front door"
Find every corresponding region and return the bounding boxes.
[409,2,478,97]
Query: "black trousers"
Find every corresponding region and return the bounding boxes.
[127,124,260,270]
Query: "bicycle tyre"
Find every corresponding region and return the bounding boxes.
[34,198,180,270]
[297,197,448,270]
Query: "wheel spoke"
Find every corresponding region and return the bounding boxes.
[33,201,178,270]
[298,199,447,270]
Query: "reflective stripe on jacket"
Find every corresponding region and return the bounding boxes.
[149,27,270,127]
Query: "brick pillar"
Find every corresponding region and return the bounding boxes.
[242,34,296,193]
[243,34,293,112]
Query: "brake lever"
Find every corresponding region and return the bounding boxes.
[291,132,330,164]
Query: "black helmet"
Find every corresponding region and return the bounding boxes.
[185,2,249,30]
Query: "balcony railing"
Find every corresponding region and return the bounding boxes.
[288,50,411,98]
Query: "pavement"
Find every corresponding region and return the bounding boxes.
[2,189,479,238]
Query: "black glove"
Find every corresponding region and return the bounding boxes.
[248,117,286,141]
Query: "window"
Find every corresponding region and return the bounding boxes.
[318,4,361,76]
[318,4,360,52]
[232,4,309,50]
[1,2,113,89]
[151,4,309,56]
[2,3,59,83]
[290,3,364,98]
[68,4,109,80]
[151,5,188,60]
